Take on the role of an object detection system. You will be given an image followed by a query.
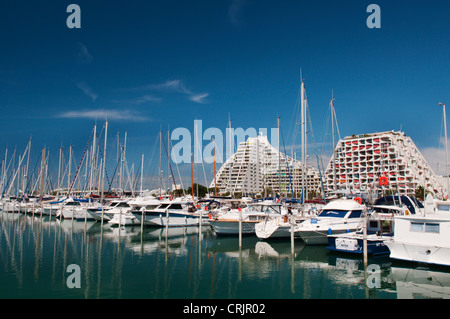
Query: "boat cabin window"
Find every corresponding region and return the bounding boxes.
[247,205,262,213]
[66,201,80,206]
[158,203,170,209]
[263,206,280,214]
[247,205,280,214]
[145,205,159,210]
[168,203,183,210]
[318,210,348,218]
[116,202,129,207]
[437,204,450,212]
[347,210,363,218]
[411,222,440,234]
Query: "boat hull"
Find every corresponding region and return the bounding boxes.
[108,212,140,226]
[327,233,391,255]
[255,221,292,239]
[385,240,450,266]
[210,220,259,236]
[133,210,208,227]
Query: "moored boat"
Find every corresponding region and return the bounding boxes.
[384,195,450,267]
[131,199,208,227]
[294,198,366,245]
[210,201,285,236]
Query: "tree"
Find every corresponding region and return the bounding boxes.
[415,186,425,201]
[186,183,208,198]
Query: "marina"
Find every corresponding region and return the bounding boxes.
[3,198,450,300]
[0,1,448,303]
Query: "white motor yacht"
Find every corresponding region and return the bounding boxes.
[294,198,366,245]
[384,194,450,267]
[132,199,208,227]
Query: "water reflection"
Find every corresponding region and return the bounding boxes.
[1,210,450,299]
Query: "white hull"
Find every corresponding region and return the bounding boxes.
[35,204,61,216]
[57,208,89,220]
[108,212,140,226]
[255,220,292,239]
[385,240,450,267]
[2,202,20,212]
[134,210,208,227]
[211,220,259,236]
[86,209,114,222]
[294,199,366,245]
[255,216,307,239]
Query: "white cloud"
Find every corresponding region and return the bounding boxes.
[76,82,98,102]
[123,79,209,104]
[57,109,148,122]
[228,0,245,26]
[112,94,161,105]
[150,80,192,94]
[126,79,191,94]
[77,43,93,64]
[189,93,209,104]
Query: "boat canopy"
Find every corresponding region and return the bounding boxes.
[374,195,422,214]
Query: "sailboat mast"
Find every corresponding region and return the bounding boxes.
[140,153,144,195]
[191,153,194,202]
[277,116,281,197]
[100,120,108,202]
[331,96,336,193]
[159,130,162,197]
[213,137,217,196]
[228,115,233,197]
[301,78,306,202]
[39,148,46,202]
[440,102,449,198]
[23,138,31,195]
[68,145,72,194]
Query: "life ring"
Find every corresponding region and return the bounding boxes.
[354,197,362,205]
[379,176,389,186]
[169,195,173,201]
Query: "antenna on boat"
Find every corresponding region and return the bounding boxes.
[439,102,448,199]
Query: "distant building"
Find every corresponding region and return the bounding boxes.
[210,133,322,198]
[324,131,442,196]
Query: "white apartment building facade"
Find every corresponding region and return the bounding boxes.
[324,131,442,196]
[210,133,323,198]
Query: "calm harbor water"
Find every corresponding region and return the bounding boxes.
[1,211,450,300]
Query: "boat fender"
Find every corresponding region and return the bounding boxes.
[328,228,332,235]
[404,209,409,215]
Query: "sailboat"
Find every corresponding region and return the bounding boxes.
[255,76,325,239]
[209,200,285,236]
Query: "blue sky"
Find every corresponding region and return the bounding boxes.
[0,0,449,190]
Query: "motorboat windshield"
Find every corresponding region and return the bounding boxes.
[318,209,363,219]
